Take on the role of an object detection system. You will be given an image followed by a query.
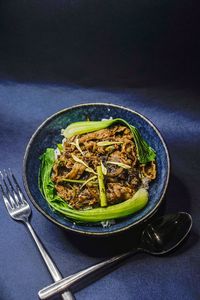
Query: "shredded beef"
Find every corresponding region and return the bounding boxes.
[52,124,156,209]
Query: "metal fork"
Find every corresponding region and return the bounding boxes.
[0,169,75,300]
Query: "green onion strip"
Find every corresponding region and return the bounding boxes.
[97,165,107,207]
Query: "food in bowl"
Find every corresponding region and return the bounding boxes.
[39,118,157,224]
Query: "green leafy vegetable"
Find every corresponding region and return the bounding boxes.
[39,149,148,223]
[57,144,63,152]
[62,118,156,164]
[97,165,107,207]
[39,148,58,201]
[62,119,115,139]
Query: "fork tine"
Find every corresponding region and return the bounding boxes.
[5,169,16,192]
[10,169,21,191]
[0,170,18,208]
[9,169,27,205]
[0,182,13,211]
[0,170,10,192]
[4,169,21,207]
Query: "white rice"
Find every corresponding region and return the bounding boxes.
[141,177,150,189]
[54,148,60,159]
[101,116,113,121]
[101,219,116,228]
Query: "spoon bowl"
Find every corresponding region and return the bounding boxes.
[140,212,192,255]
[38,212,192,300]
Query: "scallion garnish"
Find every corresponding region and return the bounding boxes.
[107,161,131,169]
[80,175,97,189]
[100,160,107,175]
[69,138,84,155]
[97,141,123,147]
[71,154,97,175]
[57,178,86,184]
[97,165,107,207]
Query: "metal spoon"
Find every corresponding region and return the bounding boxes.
[38,212,192,299]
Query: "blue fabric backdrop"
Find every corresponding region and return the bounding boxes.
[0,1,200,300]
[0,0,200,85]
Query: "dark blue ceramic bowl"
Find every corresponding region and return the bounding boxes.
[23,103,170,236]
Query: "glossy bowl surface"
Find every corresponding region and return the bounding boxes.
[23,103,170,236]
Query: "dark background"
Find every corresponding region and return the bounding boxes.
[0,2,200,300]
[0,0,200,86]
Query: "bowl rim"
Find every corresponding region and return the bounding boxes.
[23,102,170,236]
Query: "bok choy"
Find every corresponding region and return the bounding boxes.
[62,118,156,164]
[39,148,148,223]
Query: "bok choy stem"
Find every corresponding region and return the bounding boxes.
[97,165,107,207]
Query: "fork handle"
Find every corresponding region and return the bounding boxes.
[25,221,75,300]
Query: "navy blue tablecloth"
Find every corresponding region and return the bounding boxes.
[0,82,199,300]
[0,0,200,298]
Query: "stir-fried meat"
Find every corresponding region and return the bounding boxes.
[52,162,85,182]
[84,141,97,152]
[79,128,112,143]
[108,150,133,166]
[107,165,124,177]
[52,124,156,210]
[65,163,86,179]
[107,183,134,204]
[76,187,100,209]
[140,161,156,180]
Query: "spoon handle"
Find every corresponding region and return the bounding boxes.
[38,250,136,299]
